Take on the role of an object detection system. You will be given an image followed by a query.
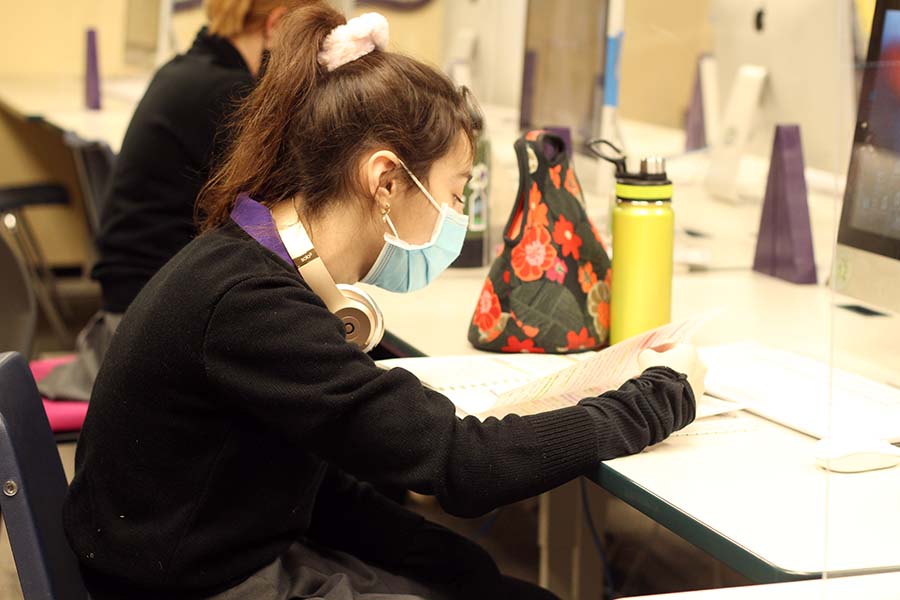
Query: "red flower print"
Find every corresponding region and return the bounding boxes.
[566,327,597,350]
[549,164,562,189]
[552,215,583,260]
[578,262,598,293]
[545,257,568,284]
[472,279,502,332]
[525,130,542,141]
[503,270,510,284]
[564,168,581,197]
[522,325,540,338]
[526,182,548,228]
[511,226,557,282]
[595,300,610,331]
[502,335,545,353]
[527,203,549,229]
[604,267,612,288]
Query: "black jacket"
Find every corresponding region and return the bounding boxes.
[64,222,693,599]
[91,28,253,313]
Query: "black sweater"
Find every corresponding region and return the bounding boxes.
[91,28,253,313]
[64,222,694,599]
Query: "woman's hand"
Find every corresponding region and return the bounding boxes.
[638,343,707,400]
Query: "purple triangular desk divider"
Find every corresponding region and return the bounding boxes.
[85,28,101,110]
[684,54,706,151]
[753,125,817,284]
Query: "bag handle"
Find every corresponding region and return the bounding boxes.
[523,130,568,169]
[504,130,571,243]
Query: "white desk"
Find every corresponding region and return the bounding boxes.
[364,268,900,586]
[0,75,149,153]
[621,572,900,599]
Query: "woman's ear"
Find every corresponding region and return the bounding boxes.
[365,150,402,205]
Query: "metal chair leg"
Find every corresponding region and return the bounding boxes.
[2,213,72,346]
[13,211,70,315]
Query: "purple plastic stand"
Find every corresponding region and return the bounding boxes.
[684,55,706,151]
[753,125,817,284]
[85,28,101,110]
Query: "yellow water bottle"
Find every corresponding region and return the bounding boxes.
[609,156,674,344]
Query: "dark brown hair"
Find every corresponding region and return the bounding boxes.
[198,2,480,231]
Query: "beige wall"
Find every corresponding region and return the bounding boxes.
[0,0,443,75]
[172,6,208,52]
[0,0,713,121]
[352,0,445,67]
[0,1,207,78]
[0,0,129,77]
[619,0,712,128]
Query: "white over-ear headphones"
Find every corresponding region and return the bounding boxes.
[278,221,385,352]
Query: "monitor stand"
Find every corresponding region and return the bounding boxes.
[705,64,768,203]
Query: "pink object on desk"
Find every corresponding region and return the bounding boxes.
[30,356,89,433]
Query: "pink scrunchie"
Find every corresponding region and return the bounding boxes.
[318,12,390,72]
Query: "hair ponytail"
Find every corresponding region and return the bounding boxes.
[198,3,479,232]
[200,4,343,229]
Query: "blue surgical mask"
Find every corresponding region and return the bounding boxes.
[361,162,469,293]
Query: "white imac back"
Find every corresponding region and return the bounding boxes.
[711,0,856,174]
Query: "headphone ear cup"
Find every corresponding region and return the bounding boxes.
[335,284,384,353]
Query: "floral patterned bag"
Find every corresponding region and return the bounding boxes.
[468,130,611,353]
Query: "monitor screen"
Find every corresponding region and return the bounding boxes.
[838,4,900,259]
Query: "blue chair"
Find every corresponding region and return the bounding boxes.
[0,352,88,600]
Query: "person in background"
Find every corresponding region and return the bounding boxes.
[63,5,705,600]
[39,0,314,401]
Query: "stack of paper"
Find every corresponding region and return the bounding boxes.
[378,317,722,420]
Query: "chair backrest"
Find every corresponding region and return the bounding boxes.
[66,136,115,239]
[0,232,36,357]
[0,352,88,600]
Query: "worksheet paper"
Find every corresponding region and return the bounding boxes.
[377,316,711,420]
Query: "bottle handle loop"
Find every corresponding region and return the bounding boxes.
[588,138,628,177]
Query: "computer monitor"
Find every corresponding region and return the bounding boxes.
[707,0,857,199]
[835,0,900,315]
